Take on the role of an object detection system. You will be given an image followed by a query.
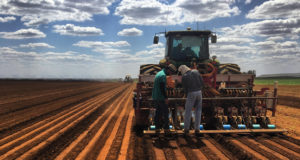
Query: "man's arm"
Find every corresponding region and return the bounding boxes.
[160,81,169,104]
[159,82,167,98]
[198,72,204,89]
[181,75,188,93]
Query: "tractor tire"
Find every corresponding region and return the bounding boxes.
[140,64,162,75]
[219,63,241,74]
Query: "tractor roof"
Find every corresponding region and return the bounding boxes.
[165,30,212,37]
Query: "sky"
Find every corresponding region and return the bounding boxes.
[0,0,299,79]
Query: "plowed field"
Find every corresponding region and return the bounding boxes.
[0,80,299,160]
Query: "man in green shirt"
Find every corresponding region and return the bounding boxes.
[152,64,177,132]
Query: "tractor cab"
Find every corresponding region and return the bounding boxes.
[154,28,216,66]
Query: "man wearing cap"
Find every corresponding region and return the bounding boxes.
[178,65,204,135]
[152,64,177,133]
[211,55,220,68]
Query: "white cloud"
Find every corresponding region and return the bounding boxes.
[0,47,109,79]
[247,0,300,19]
[74,40,130,48]
[208,20,300,75]
[217,37,254,44]
[266,36,284,41]
[0,47,94,62]
[136,47,164,59]
[0,47,37,57]
[245,0,251,4]
[210,43,254,57]
[0,16,15,23]
[280,41,298,48]
[117,27,143,36]
[73,40,133,61]
[0,28,46,39]
[73,39,164,64]
[147,42,164,48]
[251,40,299,53]
[219,18,300,39]
[222,0,300,41]
[0,0,116,26]
[20,43,55,49]
[115,0,240,25]
[174,0,240,22]
[53,24,104,36]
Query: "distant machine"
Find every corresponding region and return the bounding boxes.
[124,75,133,83]
[133,28,283,134]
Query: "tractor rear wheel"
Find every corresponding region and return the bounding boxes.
[219,63,241,74]
[140,64,162,75]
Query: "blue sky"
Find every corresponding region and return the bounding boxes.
[0,0,299,79]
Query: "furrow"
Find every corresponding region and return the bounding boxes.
[211,134,253,159]
[176,137,199,160]
[53,88,128,160]
[201,137,229,160]
[189,136,219,160]
[0,84,119,133]
[0,85,126,160]
[26,85,128,160]
[169,140,187,160]
[256,136,300,159]
[237,136,280,160]
[270,136,300,153]
[103,97,133,160]
[205,135,236,160]
[75,87,132,160]
[54,87,130,160]
[0,85,118,146]
[0,84,107,115]
[117,109,134,160]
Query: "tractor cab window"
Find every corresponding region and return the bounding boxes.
[170,36,208,61]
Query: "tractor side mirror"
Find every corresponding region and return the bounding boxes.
[153,35,159,44]
[211,35,217,43]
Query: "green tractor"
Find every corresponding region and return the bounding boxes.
[134,28,283,135]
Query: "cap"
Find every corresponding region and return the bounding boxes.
[178,65,191,75]
[159,58,167,67]
[167,64,177,73]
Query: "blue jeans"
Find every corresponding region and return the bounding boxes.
[184,90,202,131]
[154,100,169,129]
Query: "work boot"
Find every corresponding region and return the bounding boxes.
[164,129,171,136]
[194,129,201,137]
[155,129,160,135]
[183,129,189,137]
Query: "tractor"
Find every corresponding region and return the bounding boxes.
[124,75,133,83]
[133,28,285,134]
